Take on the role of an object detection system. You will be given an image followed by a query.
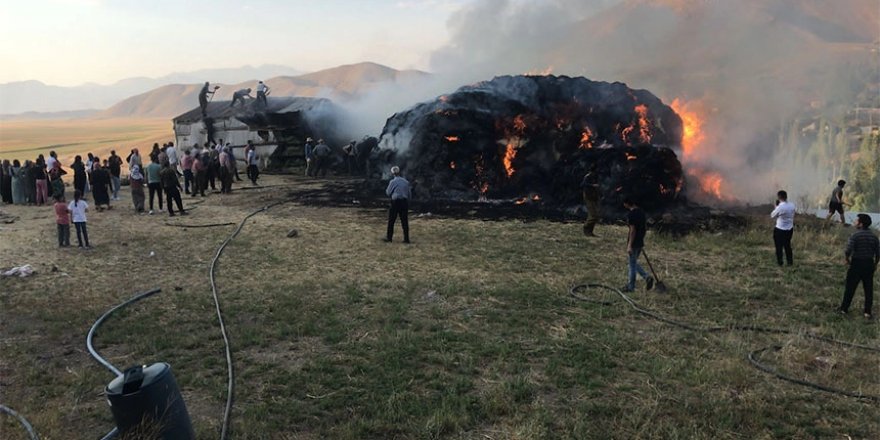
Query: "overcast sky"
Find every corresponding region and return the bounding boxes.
[0,0,470,86]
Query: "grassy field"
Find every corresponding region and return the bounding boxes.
[0,118,172,167]
[0,174,878,439]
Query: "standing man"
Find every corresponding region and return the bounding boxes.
[313,139,332,178]
[199,82,216,117]
[166,142,179,172]
[343,141,357,175]
[256,81,270,107]
[825,180,848,226]
[837,214,879,319]
[145,156,163,214]
[623,198,654,292]
[159,160,187,217]
[770,190,796,266]
[246,142,259,185]
[304,137,315,177]
[181,149,194,194]
[108,150,123,201]
[581,166,600,237]
[384,166,411,244]
[231,88,253,107]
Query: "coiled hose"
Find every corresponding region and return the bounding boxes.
[569,283,880,402]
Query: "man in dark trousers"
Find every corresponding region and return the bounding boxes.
[231,88,252,107]
[312,139,332,178]
[825,180,848,226]
[837,214,879,319]
[199,82,216,117]
[384,166,411,244]
[108,150,123,201]
[770,190,796,266]
[159,160,187,217]
[623,198,654,292]
[581,166,600,237]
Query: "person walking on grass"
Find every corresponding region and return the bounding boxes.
[145,156,163,214]
[825,180,848,226]
[129,164,146,213]
[383,166,411,244]
[68,189,90,249]
[770,190,795,266]
[54,194,70,247]
[837,214,879,320]
[160,160,187,217]
[623,198,654,292]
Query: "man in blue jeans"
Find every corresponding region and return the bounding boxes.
[623,198,654,292]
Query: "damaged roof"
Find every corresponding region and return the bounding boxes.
[172,96,336,124]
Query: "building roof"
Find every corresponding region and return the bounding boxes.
[172,96,336,125]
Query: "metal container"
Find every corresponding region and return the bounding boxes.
[105,363,194,439]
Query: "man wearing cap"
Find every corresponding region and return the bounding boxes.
[384,166,411,244]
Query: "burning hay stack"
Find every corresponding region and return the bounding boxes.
[375,75,686,213]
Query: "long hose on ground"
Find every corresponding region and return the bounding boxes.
[86,288,163,440]
[210,200,288,440]
[569,283,880,403]
[0,404,39,440]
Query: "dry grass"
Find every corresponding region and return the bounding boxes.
[0,117,172,167]
[1,173,878,439]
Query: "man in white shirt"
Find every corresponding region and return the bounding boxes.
[166,142,179,174]
[256,81,270,106]
[770,190,796,266]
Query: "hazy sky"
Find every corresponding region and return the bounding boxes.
[0,0,469,86]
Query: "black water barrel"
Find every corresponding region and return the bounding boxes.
[105,363,195,439]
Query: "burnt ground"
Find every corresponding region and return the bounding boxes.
[286,175,750,235]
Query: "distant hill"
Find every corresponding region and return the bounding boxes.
[97,62,430,118]
[0,64,300,115]
[0,109,100,121]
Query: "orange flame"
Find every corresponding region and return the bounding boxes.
[449,161,456,169]
[531,194,541,201]
[579,127,594,149]
[526,66,554,76]
[503,141,517,177]
[621,104,652,145]
[445,136,460,142]
[669,98,706,162]
[694,170,724,199]
[625,152,637,161]
[634,104,652,144]
[514,197,527,205]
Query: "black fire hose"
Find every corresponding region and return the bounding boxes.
[165,222,236,228]
[0,404,39,440]
[86,288,163,440]
[210,200,289,440]
[569,283,880,402]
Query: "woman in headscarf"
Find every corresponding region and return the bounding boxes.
[0,160,12,204]
[129,163,146,213]
[127,148,143,171]
[23,160,36,204]
[49,161,65,199]
[71,155,87,198]
[90,158,112,211]
[34,156,49,205]
[11,160,24,204]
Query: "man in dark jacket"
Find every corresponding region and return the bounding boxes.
[837,214,879,319]
[159,161,187,217]
[383,166,411,244]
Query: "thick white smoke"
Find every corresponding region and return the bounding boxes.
[339,0,878,206]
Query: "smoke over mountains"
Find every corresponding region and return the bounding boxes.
[422,0,879,202]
